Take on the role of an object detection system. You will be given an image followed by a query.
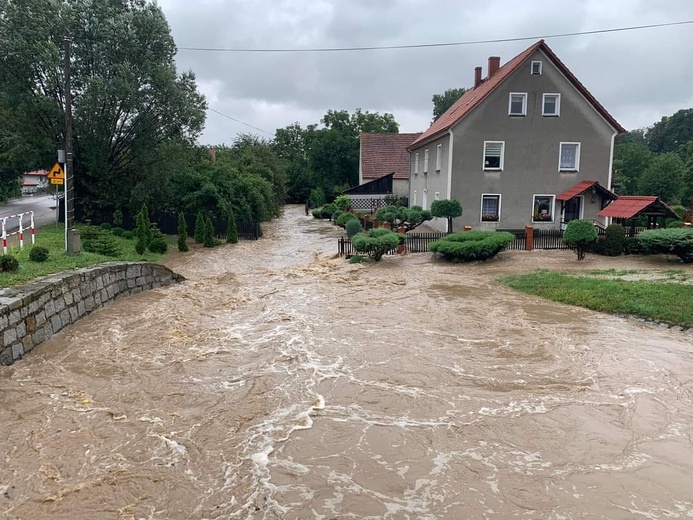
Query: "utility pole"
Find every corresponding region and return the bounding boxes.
[64,37,80,254]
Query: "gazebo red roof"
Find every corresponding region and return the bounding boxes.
[597,196,679,219]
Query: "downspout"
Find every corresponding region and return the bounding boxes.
[447,130,454,200]
[606,131,617,227]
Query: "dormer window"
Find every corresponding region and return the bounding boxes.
[508,93,527,116]
[531,61,542,75]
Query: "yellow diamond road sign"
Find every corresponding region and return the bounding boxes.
[47,163,65,181]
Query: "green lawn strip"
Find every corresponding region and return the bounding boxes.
[1,223,165,288]
[500,272,693,328]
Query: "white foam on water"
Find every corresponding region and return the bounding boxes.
[155,434,188,458]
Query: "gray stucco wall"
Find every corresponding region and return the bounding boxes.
[0,263,184,366]
[409,133,451,231]
[434,48,617,230]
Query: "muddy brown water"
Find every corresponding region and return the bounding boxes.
[1,205,692,519]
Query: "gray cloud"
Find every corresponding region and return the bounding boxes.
[157,0,693,143]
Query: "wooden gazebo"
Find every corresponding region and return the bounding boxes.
[597,196,680,232]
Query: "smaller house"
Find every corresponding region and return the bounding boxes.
[21,169,48,195]
[359,133,421,198]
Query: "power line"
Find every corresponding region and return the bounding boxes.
[207,107,274,136]
[177,20,693,53]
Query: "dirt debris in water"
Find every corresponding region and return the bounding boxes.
[1,205,692,519]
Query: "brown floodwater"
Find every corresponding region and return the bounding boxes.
[1,205,692,519]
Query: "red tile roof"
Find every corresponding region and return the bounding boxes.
[360,133,421,180]
[24,169,48,177]
[597,196,663,219]
[410,40,624,148]
[556,180,616,201]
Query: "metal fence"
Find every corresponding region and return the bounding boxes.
[338,232,448,257]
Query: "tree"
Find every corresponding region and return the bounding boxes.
[351,229,403,261]
[638,153,685,203]
[177,212,189,252]
[0,0,207,216]
[203,217,217,248]
[430,199,463,233]
[194,212,206,244]
[646,108,693,153]
[563,220,598,261]
[612,142,654,195]
[432,88,466,122]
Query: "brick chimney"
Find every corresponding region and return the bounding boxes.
[208,147,216,164]
[474,66,482,88]
[488,56,501,78]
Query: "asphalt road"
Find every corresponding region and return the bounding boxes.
[1,195,59,234]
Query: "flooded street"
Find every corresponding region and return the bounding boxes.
[1,205,692,519]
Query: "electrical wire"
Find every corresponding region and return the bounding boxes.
[177,20,693,53]
[207,107,274,135]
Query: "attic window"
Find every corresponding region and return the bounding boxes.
[508,93,527,116]
[531,61,542,75]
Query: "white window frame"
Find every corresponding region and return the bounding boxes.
[424,149,429,173]
[531,61,542,75]
[480,193,502,223]
[435,144,442,172]
[532,194,556,223]
[508,92,527,116]
[542,93,561,117]
[434,191,440,201]
[414,153,419,175]
[422,189,428,210]
[483,141,505,171]
[413,190,417,206]
[558,142,581,172]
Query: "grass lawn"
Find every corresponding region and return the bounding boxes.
[0,224,167,288]
[501,271,693,328]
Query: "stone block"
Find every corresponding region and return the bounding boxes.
[96,277,104,290]
[69,306,78,322]
[136,276,146,286]
[9,309,21,326]
[55,297,66,313]
[44,300,56,317]
[0,314,7,330]
[50,314,62,334]
[22,335,34,353]
[26,316,36,333]
[72,288,82,303]
[127,278,136,289]
[85,297,95,313]
[44,323,53,341]
[16,321,26,340]
[32,327,45,345]
[100,289,108,302]
[3,328,17,345]
[77,301,86,317]
[60,309,71,326]
[35,310,46,326]
[106,285,116,300]
[64,291,74,306]
[11,342,24,360]
[94,292,101,306]
[0,347,13,366]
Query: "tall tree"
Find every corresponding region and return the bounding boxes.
[0,0,206,215]
[432,88,466,122]
[646,108,693,153]
[638,152,685,203]
[612,142,654,195]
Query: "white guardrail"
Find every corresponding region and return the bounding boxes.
[2,211,35,254]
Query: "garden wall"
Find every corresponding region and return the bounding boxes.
[0,263,184,366]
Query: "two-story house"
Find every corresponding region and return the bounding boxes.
[408,40,624,232]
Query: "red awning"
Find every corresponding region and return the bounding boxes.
[596,196,678,219]
[556,180,617,202]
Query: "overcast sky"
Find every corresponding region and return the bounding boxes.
[157,0,693,145]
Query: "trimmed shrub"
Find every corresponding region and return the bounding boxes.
[84,234,121,257]
[351,228,404,261]
[623,236,645,255]
[602,224,626,256]
[563,220,598,260]
[332,210,343,223]
[100,222,112,231]
[376,205,432,232]
[29,245,49,262]
[148,237,168,254]
[135,238,146,255]
[0,254,19,272]
[637,228,693,263]
[122,230,134,240]
[667,220,686,228]
[430,230,514,263]
[336,212,358,227]
[334,195,351,211]
[345,219,362,238]
[226,209,238,244]
[111,227,124,237]
[430,199,463,233]
[177,212,189,252]
[194,211,206,243]
[312,203,337,219]
[79,225,102,240]
[348,254,365,264]
[203,217,220,247]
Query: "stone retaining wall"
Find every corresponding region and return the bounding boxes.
[0,263,184,365]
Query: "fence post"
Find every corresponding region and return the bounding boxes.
[525,226,534,251]
[383,221,391,230]
[1,218,6,254]
[30,211,35,244]
[18,214,24,249]
[373,217,379,229]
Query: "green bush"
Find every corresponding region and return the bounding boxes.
[383,195,408,207]
[111,227,124,237]
[135,238,146,255]
[336,212,358,227]
[113,209,123,228]
[122,230,134,240]
[29,245,49,262]
[430,230,513,262]
[563,220,598,260]
[79,225,102,240]
[100,222,112,231]
[203,217,220,247]
[667,220,686,228]
[345,219,362,238]
[348,254,365,264]
[312,204,337,219]
[623,236,645,255]
[351,228,404,261]
[602,224,626,256]
[334,195,351,211]
[177,212,189,252]
[332,210,343,223]
[84,234,121,257]
[375,205,432,232]
[148,237,168,254]
[0,254,19,272]
[194,211,206,243]
[309,187,326,209]
[637,228,693,263]
[430,199,463,233]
